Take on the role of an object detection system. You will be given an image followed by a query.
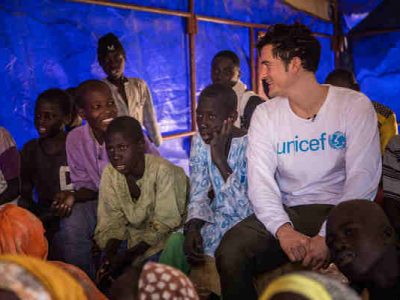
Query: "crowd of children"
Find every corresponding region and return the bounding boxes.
[0,23,400,300]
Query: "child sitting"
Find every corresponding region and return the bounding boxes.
[94,116,188,284]
[20,88,73,259]
[326,199,400,300]
[53,79,118,278]
[180,84,252,296]
[0,127,20,206]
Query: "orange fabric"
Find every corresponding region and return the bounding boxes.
[51,261,108,300]
[0,204,48,259]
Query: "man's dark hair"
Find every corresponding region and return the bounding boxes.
[97,33,126,64]
[212,50,240,68]
[199,84,238,114]
[75,79,111,108]
[325,68,360,91]
[106,116,144,143]
[257,23,321,73]
[36,88,72,117]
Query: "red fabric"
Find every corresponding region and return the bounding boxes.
[51,261,108,300]
[0,204,48,259]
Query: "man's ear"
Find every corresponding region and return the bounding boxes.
[228,111,238,123]
[77,108,86,120]
[289,57,302,73]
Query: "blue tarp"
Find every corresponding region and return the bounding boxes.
[1,0,335,172]
[352,31,400,117]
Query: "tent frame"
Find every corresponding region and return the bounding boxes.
[70,0,332,140]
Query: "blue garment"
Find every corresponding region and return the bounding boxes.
[187,133,253,256]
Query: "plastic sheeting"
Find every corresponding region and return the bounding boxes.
[352,32,400,118]
[1,0,335,172]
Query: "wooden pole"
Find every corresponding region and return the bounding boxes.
[188,0,197,132]
[249,27,256,92]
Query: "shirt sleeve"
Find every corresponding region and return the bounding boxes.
[20,142,35,203]
[383,136,400,202]
[247,105,291,236]
[95,166,128,249]
[380,113,398,153]
[187,135,214,223]
[66,133,97,191]
[0,128,19,180]
[141,80,163,147]
[140,165,188,246]
[319,95,382,236]
[217,136,253,219]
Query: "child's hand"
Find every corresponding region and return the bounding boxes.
[210,119,233,167]
[52,191,75,218]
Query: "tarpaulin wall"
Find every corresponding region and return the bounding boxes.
[351,32,400,119]
[0,0,333,172]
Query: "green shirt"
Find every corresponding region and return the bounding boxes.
[95,154,188,258]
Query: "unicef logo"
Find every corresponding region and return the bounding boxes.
[329,131,346,150]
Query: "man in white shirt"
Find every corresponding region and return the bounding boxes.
[215,23,381,300]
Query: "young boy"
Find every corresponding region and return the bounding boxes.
[97,33,162,150]
[53,79,118,278]
[211,50,264,129]
[0,127,20,206]
[180,84,252,295]
[20,89,73,259]
[94,116,188,283]
[326,199,400,300]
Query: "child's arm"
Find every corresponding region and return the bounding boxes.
[141,80,162,147]
[19,143,36,211]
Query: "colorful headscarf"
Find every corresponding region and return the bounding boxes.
[139,262,199,300]
[0,204,48,259]
[0,255,87,300]
[260,271,360,300]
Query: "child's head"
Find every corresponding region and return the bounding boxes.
[211,50,241,87]
[34,89,72,138]
[324,69,360,91]
[326,200,396,283]
[196,84,238,144]
[105,116,145,176]
[75,79,117,135]
[97,33,126,80]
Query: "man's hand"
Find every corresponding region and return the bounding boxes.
[303,235,330,270]
[183,229,205,265]
[52,191,75,218]
[210,119,233,167]
[276,223,310,262]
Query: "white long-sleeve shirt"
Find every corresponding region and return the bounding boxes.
[247,85,381,237]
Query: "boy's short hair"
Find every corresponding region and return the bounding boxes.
[36,88,72,117]
[106,116,144,143]
[75,79,111,109]
[212,50,240,68]
[325,69,360,91]
[257,23,321,73]
[199,84,238,114]
[97,33,126,64]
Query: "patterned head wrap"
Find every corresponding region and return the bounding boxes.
[260,271,360,300]
[138,262,199,300]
